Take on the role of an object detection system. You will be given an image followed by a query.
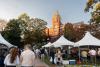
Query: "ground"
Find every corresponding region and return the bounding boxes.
[34,57,49,67]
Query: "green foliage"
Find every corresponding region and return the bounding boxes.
[85,0,100,24]
[18,13,30,22]
[84,0,100,38]
[91,11,100,24]
[30,18,47,31]
[2,19,22,47]
[2,13,47,48]
[23,18,47,48]
[64,23,75,41]
[84,0,94,12]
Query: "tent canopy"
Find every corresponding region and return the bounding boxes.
[42,42,52,47]
[75,32,100,47]
[0,34,13,48]
[52,36,74,47]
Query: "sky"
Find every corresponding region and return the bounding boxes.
[0,0,91,27]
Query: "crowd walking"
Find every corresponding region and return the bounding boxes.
[0,43,100,67]
[0,44,49,67]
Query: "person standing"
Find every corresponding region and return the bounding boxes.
[20,44,35,67]
[50,49,55,64]
[40,48,45,61]
[81,50,88,63]
[97,48,100,60]
[35,48,40,58]
[4,47,20,67]
[0,50,5,67]
[55,49,62,65]
[88,48,96,64]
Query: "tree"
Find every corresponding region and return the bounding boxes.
[85,0,100,24]
[18,13,47,47]
[73,23,89,42]
[2,19,22,47]
[2,13,47,48]
[84,0,94,12]
[84,0,100,39]
[30,18,47,31]
[64,23,76,42]
[18,13,30,23]
[18,13,30,34]
[23,18,47,48]
[89,23,100,39]
[64,22,89,42]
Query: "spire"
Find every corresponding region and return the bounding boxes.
[54,10,59,16]
[52,10,61,20]
[52,10,61,29]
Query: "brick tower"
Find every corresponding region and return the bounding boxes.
[52,11,61,36]
[45,11,62,38]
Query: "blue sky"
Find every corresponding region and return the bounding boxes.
[0,0,90,26]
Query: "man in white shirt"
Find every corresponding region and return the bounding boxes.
[20,44,35,67]
[88,49,96,64]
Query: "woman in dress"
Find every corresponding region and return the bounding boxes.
[4,47,20,67]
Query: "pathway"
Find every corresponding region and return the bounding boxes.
[34,57,49,67]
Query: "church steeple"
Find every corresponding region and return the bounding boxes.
[51,11,61,36]
[45,11,62,37]
[52,11,61,28]
[53,11,60,17]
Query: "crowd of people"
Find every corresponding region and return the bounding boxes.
[0,44,50,67]
[4,44,36,67]
[46,47,100,65]
[81,48,100,64]
[0,44,36,67]
[0,44,100,67]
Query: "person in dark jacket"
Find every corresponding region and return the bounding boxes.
[0,50,5,67]
[50,49,55,64]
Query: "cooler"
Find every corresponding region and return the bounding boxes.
[69,60,76,64]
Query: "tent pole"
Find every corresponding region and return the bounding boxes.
[78,44,81,64]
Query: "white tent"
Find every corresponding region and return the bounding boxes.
[42,42,52,47]
[0,34,13,48]
[75,31,100,46]
[52,36,74,47]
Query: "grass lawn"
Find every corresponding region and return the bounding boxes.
[43,56,100,67]
[55,65,100,67]
[64,65,100,67]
